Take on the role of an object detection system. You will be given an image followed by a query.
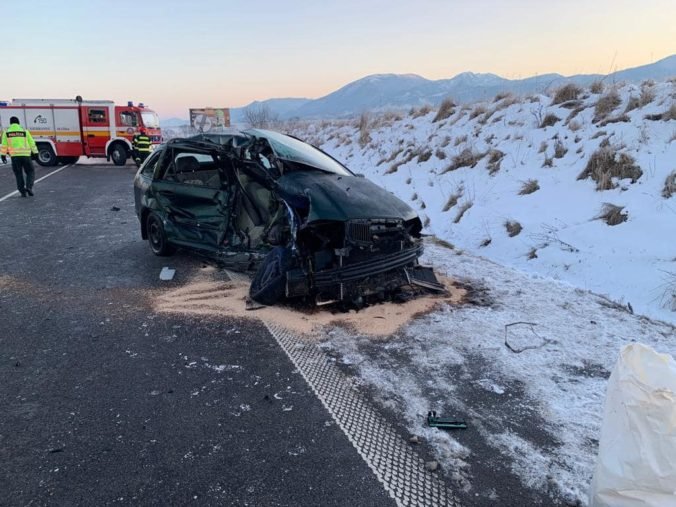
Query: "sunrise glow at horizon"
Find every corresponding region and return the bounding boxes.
[3,0,675,118]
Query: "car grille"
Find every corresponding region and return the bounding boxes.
[347,219,404,245]
[348,222,371,243]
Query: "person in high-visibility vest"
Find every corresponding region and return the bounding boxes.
[132,128,152,166]
[1,116,39,197]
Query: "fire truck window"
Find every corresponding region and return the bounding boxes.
[88,108,108,124]
[119,111,138,127]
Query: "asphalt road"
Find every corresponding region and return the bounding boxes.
[0,163,394,506]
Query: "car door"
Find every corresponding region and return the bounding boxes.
[152,147,230,253]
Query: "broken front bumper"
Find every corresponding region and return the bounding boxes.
[285,244,444,304]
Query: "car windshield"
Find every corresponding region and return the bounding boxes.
[248,129,353,176]
[141,111,160,129]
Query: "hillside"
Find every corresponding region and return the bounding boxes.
[286,79,676,324]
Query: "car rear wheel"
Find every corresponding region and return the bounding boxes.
[249,247,292,305]
[146,212,176,257]
[110,143,128,166]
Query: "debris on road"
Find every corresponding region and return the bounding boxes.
[425,460,439,471]
[159,267,176,281]
[110,206,120,212]
[409,435,420,444]
[504,321,556,353]
[427,411,467,430]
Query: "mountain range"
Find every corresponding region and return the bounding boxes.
[161,54,676,127]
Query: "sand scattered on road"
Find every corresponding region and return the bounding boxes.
[154,275,464,338]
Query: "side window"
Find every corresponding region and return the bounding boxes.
[141,151,161,177]
[119,111,138,127]
[88,108,108,124]
[173,151,221,189]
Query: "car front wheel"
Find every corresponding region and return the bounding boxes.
[146,212,176,257]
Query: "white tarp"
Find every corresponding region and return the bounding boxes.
[590,343,676,506]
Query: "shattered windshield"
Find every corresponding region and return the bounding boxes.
[248,129,353,176]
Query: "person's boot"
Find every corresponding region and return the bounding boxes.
[26,188,34,197]
[19,191,26,197]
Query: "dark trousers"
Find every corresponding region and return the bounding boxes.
[11,156,35,193]
[134,150,150,165]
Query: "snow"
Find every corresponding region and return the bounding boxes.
[320,242,676,504]
[288,79,676,324]
[284,79,676,504]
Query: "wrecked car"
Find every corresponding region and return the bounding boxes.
[133,129,443,305]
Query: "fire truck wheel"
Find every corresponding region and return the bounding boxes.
[110,143,128,166]
[36,144,57,167]
[146,212,176,257]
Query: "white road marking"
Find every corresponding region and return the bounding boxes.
[0,164,73,203]
[223,271,457,506]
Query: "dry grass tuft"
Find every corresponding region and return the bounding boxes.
[527,248,538,260]
[453,201,473,223]
[505,220,523,237]
[435,148,446,160]
[417,149,433,163]
[487,149,505,175]
[639,85,656,107]
[590,80,605,94]
[357,112,371,147]
[493,91,512,102]
[540,113,560,128]
[479,237,492,248]
[594,89,621,121]
[578,148,643,190]
[385,149,417,174]
[519,179,540,195]
[542,156,554,168]
[665,103,676,121]
[410,104,433,118]
[552,83,582,104]
[454,135,468,146]
[433,97,456,122]
[596,203,628,226]
[443,148,486,173]
[442,186,464,212]
[624,95,640,113]
[568,119,582,132]
[591,130,607,140]
[469,104,487,120]
[554,140,568,159]
[663,171,676,199]
[538,141,548,153]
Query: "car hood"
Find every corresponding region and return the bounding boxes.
[276,171,418,223]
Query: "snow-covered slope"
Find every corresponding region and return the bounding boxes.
[287,79,676,324]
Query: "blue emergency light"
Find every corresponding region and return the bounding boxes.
[127,101,133,107]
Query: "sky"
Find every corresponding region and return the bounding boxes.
[2,0,675,118]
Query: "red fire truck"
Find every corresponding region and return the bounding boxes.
[0,97,162,166]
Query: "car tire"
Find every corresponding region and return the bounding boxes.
[36,144,57,166]
[146,212,176,257]
[110,143,128,166]
[249,247,292,305]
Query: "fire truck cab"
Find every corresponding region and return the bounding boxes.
[0,97,162,166]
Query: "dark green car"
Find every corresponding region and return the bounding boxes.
[133,129,442,306]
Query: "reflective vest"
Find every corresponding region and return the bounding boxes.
[132,134,151,153]
[1,124,38,157]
